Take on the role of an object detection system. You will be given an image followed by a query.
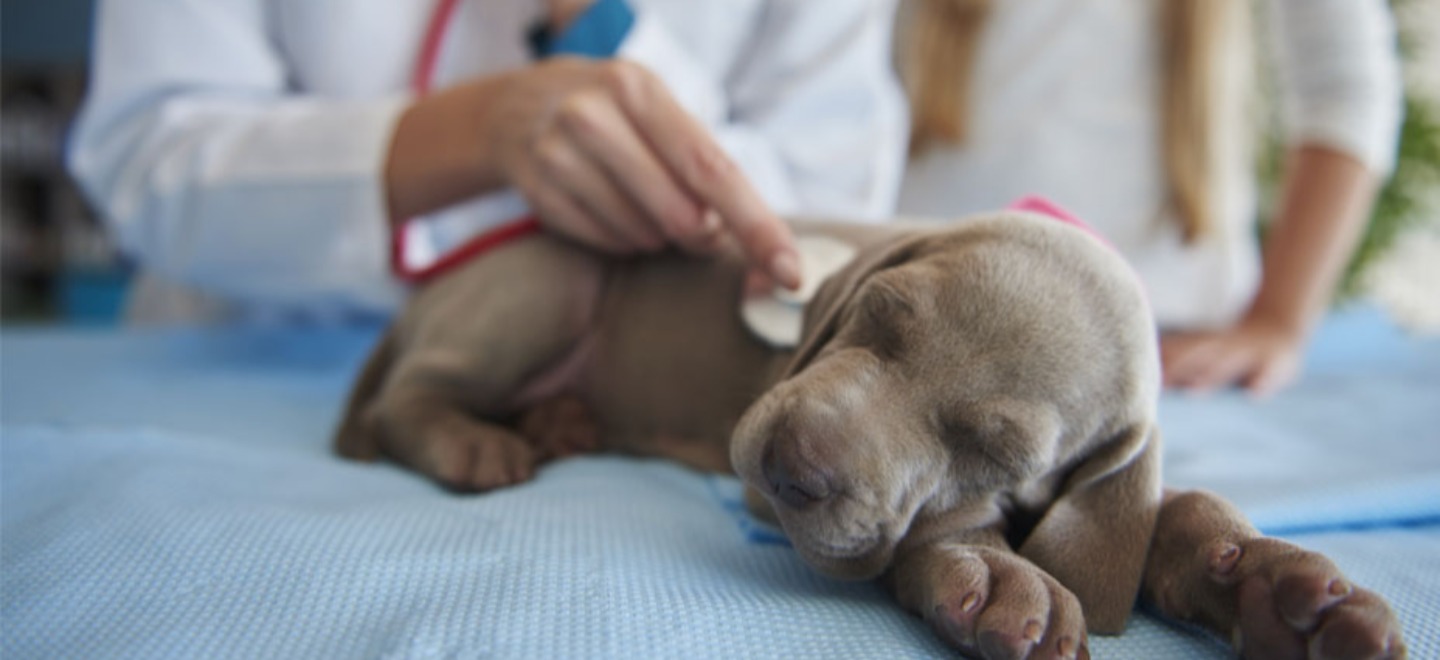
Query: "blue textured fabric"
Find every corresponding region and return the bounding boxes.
[2,305,1437,659]
[1160,306,1440,534]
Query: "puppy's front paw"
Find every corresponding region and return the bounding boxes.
[1203,538,1406,660]
[922,545,1089,660]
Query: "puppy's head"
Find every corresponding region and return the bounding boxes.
[731,211,1161,631]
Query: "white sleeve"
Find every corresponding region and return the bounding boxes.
[618,1,907,220]
[1266,0,1404,175]
[67,0,407,311]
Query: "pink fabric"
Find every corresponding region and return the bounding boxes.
[1008,196,1112,248]
[1010,196,1148,307]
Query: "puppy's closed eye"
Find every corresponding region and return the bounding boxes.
[938,408,1052,488]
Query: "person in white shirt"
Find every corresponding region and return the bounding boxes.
[893,0,1402,397]
[68,0,907,323]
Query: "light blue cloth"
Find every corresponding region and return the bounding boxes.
[2,305,1437,659]
[1160,306,1440,534]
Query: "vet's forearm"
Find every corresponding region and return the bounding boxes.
[1246,144,1379,336]
[383,76,512,226]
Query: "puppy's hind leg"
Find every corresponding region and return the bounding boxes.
[333,326,541,491]
[365,237,608,492]
[370,389,540,492]
[333,327,399,462]
[1143,489,1407,659]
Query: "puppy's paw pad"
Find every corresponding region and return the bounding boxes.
[1052,635,1089,660]
[934,591,984,626]
[1308,590,1408,660]
[922,547,1086,660]
[1274,574,1350,629]
[977,625,1039,660]
[1226,538,1406,660]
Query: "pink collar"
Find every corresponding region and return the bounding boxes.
[1008,196,1113,248]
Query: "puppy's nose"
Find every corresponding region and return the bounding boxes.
[762,440,833,509]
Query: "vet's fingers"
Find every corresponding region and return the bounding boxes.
[672,142,799,289]
[609,63,801,288]
[555,85,713,252]
[518,169,632,255]
[688,209,726,255]
[532,133,663,252]
[743,267,778,298]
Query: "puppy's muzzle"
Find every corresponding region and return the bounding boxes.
[762,438,835,508]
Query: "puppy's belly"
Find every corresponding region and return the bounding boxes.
[515,251,786,473]
[507,332,600,410]
[503,330,739,472]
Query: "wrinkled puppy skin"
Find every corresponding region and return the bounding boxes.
[334,211,1406,659]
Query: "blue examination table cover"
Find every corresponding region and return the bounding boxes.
[3,305,1438,658]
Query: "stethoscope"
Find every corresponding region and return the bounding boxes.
[391,0,542,283]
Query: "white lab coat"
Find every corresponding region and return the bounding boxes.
[896,0,1402,330]
[69,0,907,320]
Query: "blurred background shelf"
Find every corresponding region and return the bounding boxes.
[2,0,129,325]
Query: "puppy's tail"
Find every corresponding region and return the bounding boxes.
[332,327,397,461]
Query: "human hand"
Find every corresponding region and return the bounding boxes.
[486,57,801,288]
[1160,316,1306,398]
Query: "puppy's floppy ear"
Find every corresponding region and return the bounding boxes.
[782,233,932,378]
[1018,423,1162,634]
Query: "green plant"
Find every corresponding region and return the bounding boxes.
[1343,87,1440,299]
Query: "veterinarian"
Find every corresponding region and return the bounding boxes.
[893,0,1402,397]
[67,0,907,323]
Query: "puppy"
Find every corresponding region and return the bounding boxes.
[335,211,1405,659]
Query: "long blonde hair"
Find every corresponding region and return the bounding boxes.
[899,0,1232,243]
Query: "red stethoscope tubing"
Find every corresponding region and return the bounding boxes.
[391,0,542,283]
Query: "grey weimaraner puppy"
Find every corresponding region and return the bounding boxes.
[334,211,1405,659]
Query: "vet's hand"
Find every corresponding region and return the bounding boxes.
[1160,316,1305,398]
[492,58,801,289]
